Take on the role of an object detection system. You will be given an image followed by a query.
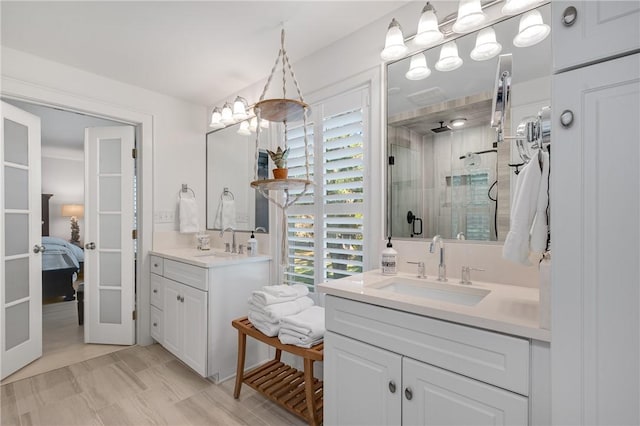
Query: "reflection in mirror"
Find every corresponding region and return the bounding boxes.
[386,3,550,242]
[206,123,269,232]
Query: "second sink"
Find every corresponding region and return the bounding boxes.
[370,277,490,306]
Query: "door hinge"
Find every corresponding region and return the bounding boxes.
[132,229,137,239]
[132,148,137,159]
[132,310,136,320]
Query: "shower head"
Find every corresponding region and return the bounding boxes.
[431,121,451,133]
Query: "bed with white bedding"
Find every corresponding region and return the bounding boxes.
[42,236,84,300]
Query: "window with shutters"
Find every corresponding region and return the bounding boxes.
[284,87,368,290]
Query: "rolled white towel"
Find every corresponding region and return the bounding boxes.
[278,328,323,348]
[280,306,325,340]
[248,296,314,322]
[248,311,280,337]
[252,284,309,306]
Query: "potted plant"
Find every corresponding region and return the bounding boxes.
[267,146,289,179]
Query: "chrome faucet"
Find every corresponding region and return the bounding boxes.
[429,235,447,281]
[220,227,237,253]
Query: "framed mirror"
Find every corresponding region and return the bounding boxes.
[386,3,551,242]
[206,123,269,232]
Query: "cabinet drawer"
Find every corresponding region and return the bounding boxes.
[163,259,207,291]
[150,273,163,308]
[150,255,164,275]
[325,295,530,395]
[150,305,163,343]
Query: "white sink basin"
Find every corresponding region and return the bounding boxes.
[371,277,490,306]
[193,251,238,258]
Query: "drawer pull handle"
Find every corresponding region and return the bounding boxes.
[388,381,396,394]
[404,387,413,400]
[153,289,158,293]
[154,263,159,267]
[177,295,181,302]
[153,322,157,327]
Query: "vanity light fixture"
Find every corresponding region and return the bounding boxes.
[380,18,408,61]
[435,41,463,72]
[414,2,444,47]
[233,96,249,120]
[450,118,468,127]
[502,0,543,16]
[470,27,502,61]
[513,9,550,47]
[221,102,235,125]
[405,53,432,80]
[237,120,251,136]
[249,117,258,132]
[452,0,487,34]
[209,107,224,129]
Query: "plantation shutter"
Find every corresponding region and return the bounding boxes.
[285,87,368,289]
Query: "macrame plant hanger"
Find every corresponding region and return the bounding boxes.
[251,28,312,267]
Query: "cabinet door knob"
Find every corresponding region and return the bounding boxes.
[177,294,181,301]
[154,263,159,267]
[404,387,413,400]
[562,6,578,27]
[153,322,157,327]
[388,380,396,394]
[560,109,575,128]
[153,289,158,293]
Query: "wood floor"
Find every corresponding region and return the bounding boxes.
[1,301,308,425]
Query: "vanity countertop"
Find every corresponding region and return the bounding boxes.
[318,270,550,342]
[150,248,271,268]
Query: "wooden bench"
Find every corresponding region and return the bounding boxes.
[231,317,324,426]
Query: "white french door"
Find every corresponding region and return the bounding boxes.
[1,101,43,379]
[84,126,135,345]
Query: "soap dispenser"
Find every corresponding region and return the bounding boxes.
[381,237,398,275]
[247,231,258,257]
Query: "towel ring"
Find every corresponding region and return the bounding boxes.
[179,184,196,199]
[220,187,235,200]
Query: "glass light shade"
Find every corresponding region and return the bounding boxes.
[233,96,248,120]
[452,0,487,34]
[380,18,408,61]
[435,41,463,72]
[502,0,542,15]
[513,10,550,47]
[221,102,235,124]
[415,3,444,47]
[405,53,431,80]
[209,107,224,129]
[470,27,502,61]
[237,120,251,136]
[61,204,84,218]
[249,117,258,132]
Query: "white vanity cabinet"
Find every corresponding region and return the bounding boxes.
[552,1,640,72]
[149,253,270,381]
[324,295,541,426]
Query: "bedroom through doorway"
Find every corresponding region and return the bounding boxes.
[1,99,134,384]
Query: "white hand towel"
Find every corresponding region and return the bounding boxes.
[248,311,280,337]
[263,285,300,298]
[502,158,542,265]
[530,151,550,254]
[179,197,199,234]
[248,296,315,322]
[214,199,236,229]
[278,329,323,348]
[251,284,309,306]
[280,306,325,339]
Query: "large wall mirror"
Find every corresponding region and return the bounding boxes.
[206,123,269,232]
[386,3,550,242]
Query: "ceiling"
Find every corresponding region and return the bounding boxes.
[1,1,408,106]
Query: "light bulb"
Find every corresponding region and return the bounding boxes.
[470,27,502,61]
[415,2,444,47]
[435,41,463,72]
[233,96,248,120]
[209,107,224,129]
[237,120,251,136]
[452,0,487,34]
[380,18,408,61]
[405,53,431,80]
[513,10,550,47]
[221,102,235,124]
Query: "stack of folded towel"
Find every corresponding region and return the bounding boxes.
[248,285,314,337]
[278,306,325,348]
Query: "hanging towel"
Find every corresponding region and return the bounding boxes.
[502,159,540,264]
[248,296,315,322]
[214,199,236,229]
[530,151,550,254]
[280,306,325,340]
[251,284,309,306]
[179,197,199,234]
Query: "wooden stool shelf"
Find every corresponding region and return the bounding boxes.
[232,317,324,426]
